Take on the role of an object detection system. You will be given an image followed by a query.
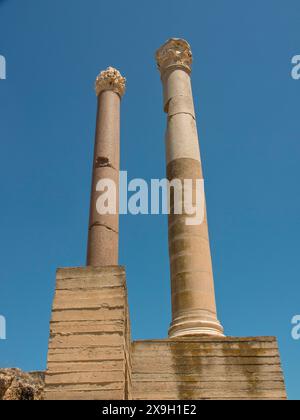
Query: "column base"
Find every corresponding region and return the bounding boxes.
[168,314,224,338]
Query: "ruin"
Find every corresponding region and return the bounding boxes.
[43,39,287,400]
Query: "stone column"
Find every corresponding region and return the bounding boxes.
[156,39,224,338]
[86,67,126,267]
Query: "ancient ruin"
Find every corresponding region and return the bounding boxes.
[41,39,287,400]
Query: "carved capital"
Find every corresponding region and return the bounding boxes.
[156,38,193,75]
[95,67,126,97]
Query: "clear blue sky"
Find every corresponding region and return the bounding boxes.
[0,0,299,400]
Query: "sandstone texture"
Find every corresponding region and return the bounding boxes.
[156,38,223,337]
[87,67,125,268]
[0,369,44,400]
[2,334,287,400]
[42,266,286,400]
[44,266,131,400]
[132,337,287,400]
[2,267,287,401]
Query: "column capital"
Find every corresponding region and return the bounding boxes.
[156,38,193,75]
[95,67,126,98]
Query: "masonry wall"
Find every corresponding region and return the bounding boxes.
[44,266,131,400]
[44,267,287,400]
[131,337,287,400]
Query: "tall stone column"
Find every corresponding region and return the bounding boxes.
[156,39,224,338]
[86,67,126,267]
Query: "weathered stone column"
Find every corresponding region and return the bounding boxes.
[86,67,126,267]
[156,39,224,338]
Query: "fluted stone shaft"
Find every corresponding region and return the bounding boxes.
[87,67,126,267]
[156,39,224,338]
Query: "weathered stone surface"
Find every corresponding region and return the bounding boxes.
[0,369,44,400]
[45,389,124,400]
[87,67,125,267]
[1,336,287,400]
[44,266,131,400]
[156,39,223,338]
[131,337,287,400]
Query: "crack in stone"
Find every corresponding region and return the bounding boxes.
[89,222,118,234]
[168,111,195,121]
[52,305,124,312]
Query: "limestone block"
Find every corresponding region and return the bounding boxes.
[44,266,131,400]
[131,337,287,400]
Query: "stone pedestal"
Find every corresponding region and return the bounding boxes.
[132,337,287,400]
[44,266,131,400]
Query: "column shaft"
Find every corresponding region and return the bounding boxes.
[156,39,224,338]
[86,67,125,267]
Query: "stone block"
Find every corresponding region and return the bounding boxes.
[131,337,287,400]
[44,266,131,400]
